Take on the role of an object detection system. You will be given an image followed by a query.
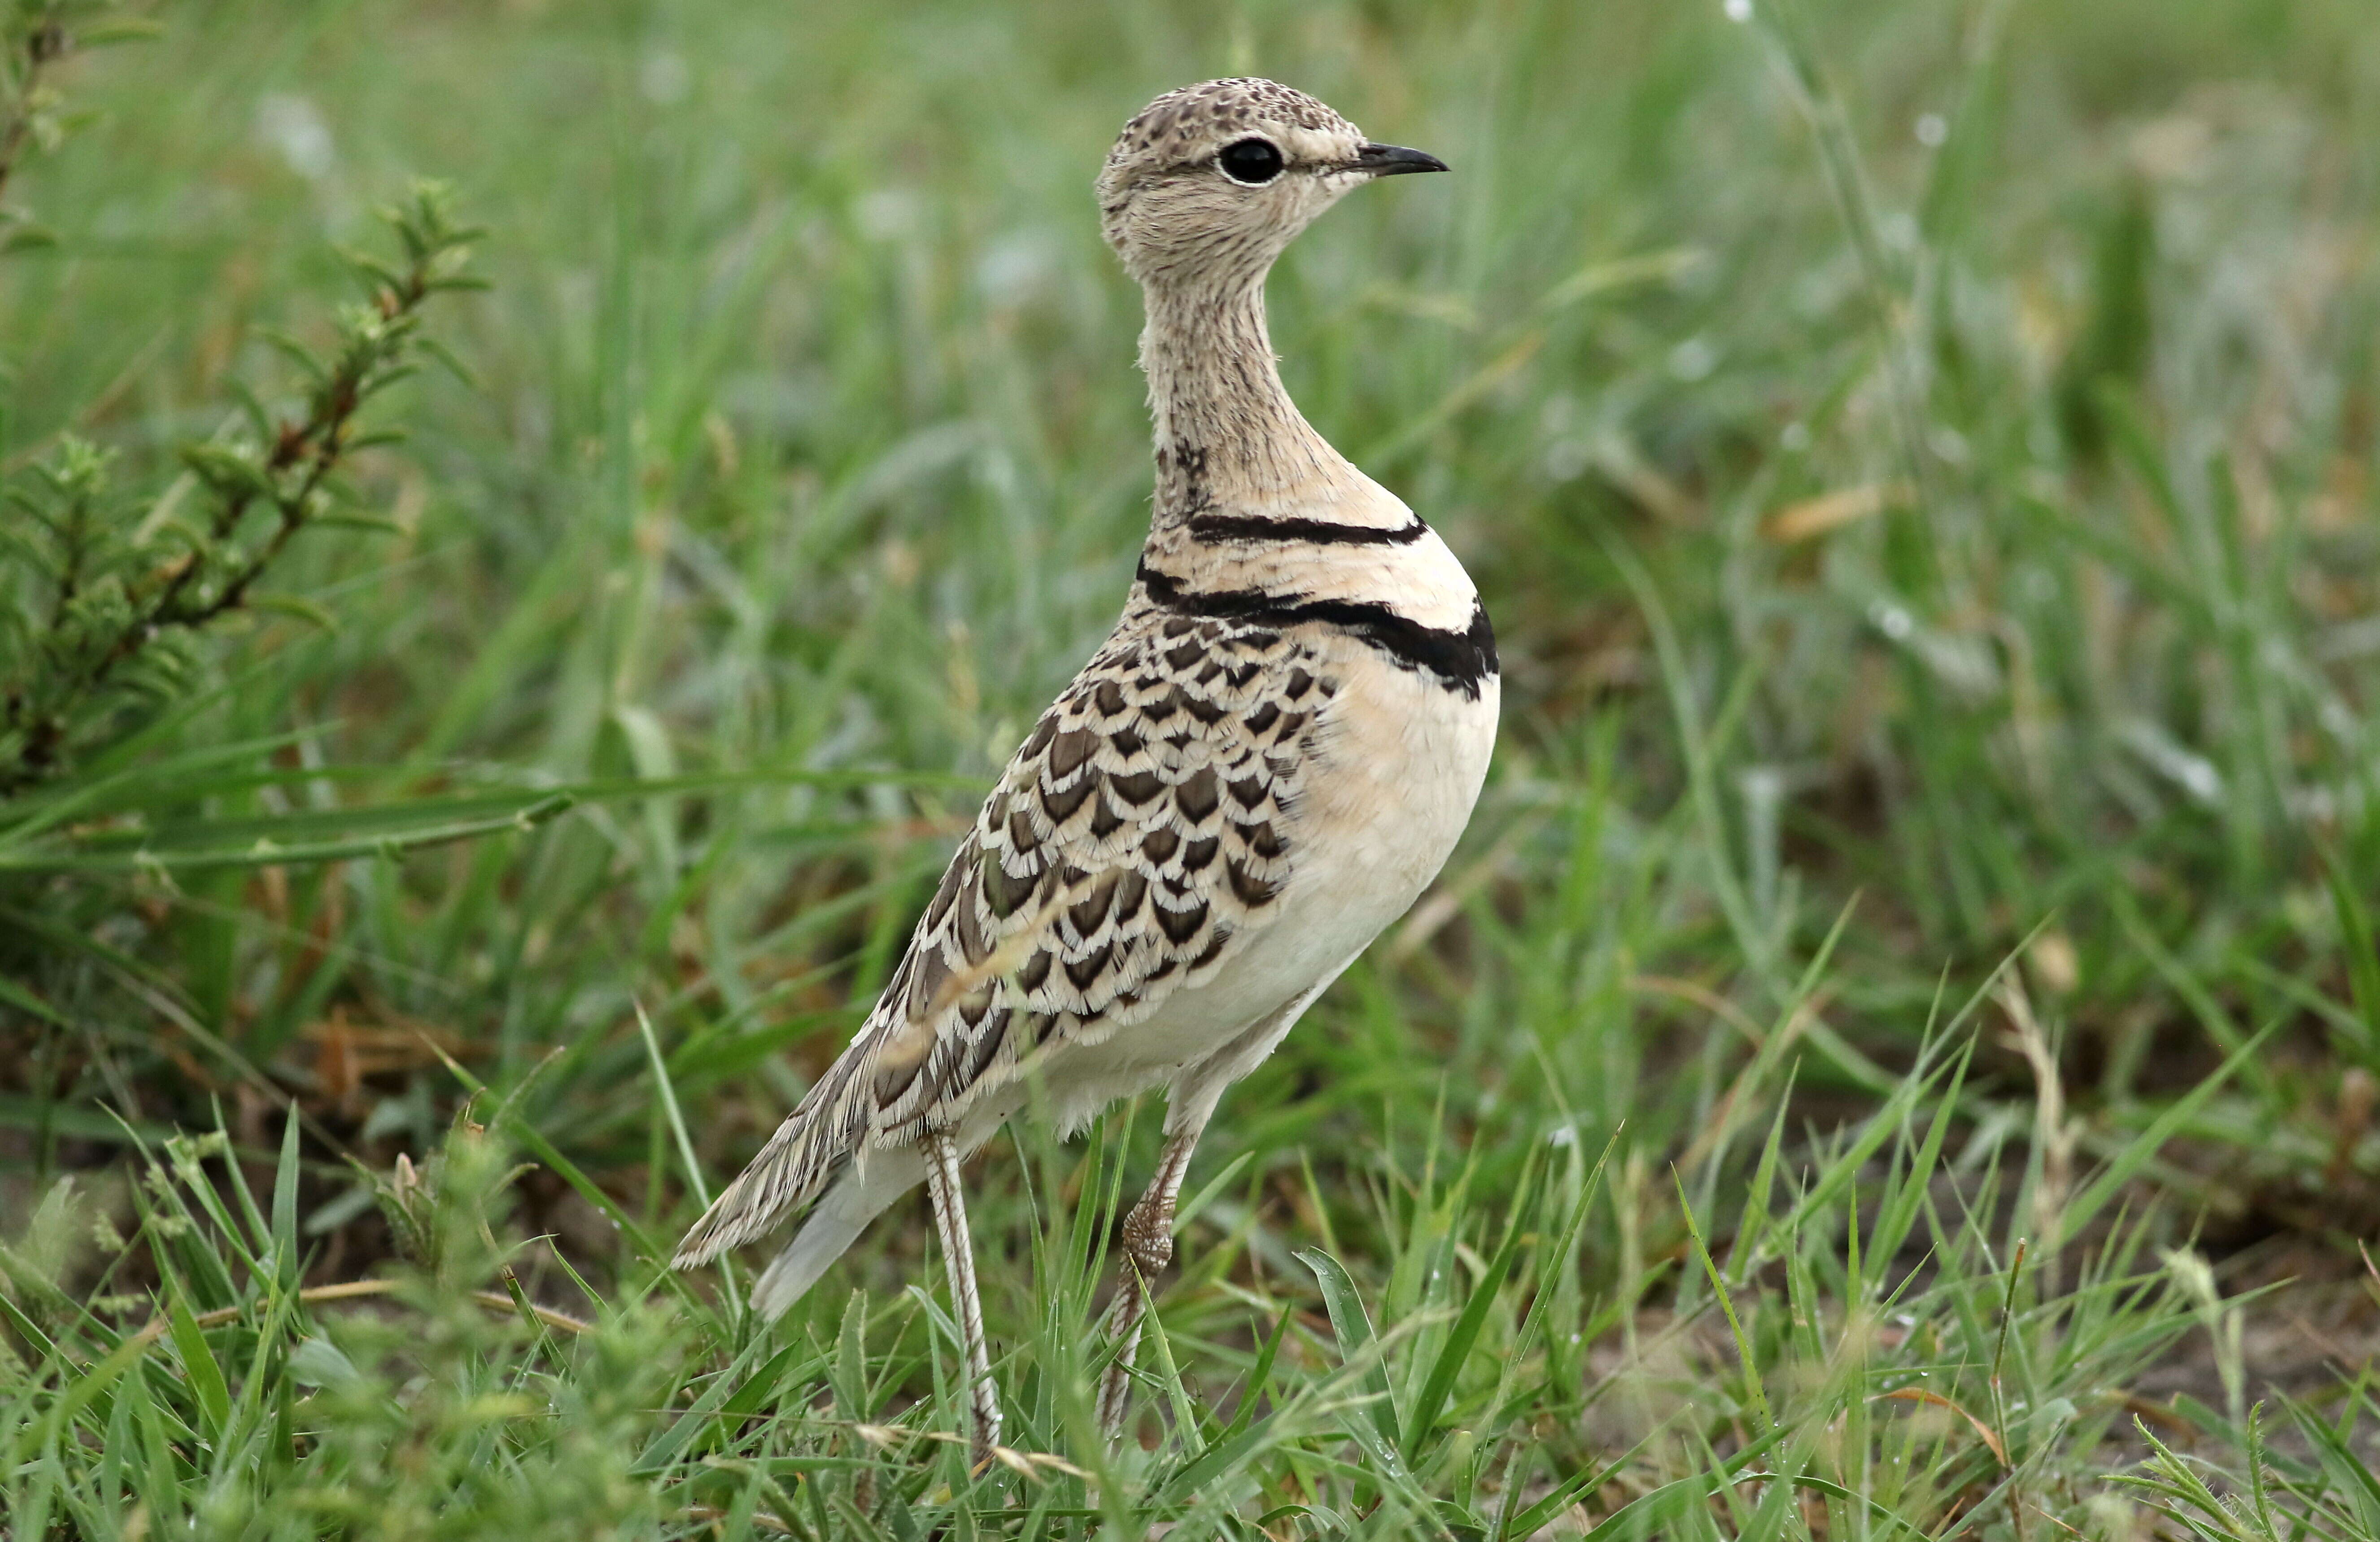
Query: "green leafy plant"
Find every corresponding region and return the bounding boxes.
[0,182,484,795]
[0,0,160,250]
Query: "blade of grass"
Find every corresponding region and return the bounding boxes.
[2055,1018,2282,1251]
[1402,1192,1526,1463]
[1294,1245,1406,1472]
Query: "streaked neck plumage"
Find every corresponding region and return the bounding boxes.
[1126,242,1493,697]
[1138,272,1376,531]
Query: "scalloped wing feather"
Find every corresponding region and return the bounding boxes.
[672,606,1333,1268]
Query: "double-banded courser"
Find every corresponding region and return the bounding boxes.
[674,78,1497,1461]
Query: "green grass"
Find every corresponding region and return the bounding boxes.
[6,0,2380,1534]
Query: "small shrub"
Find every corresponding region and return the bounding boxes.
[0,183,483,795]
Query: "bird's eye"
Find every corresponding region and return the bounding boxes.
[1216,137,1286,186]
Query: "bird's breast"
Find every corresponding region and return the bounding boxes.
[1106,634,1498,1073]
[1284,642,1499,939]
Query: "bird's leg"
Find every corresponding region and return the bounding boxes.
[1095,1116,1208,1437]
[922,1130,1000,1468]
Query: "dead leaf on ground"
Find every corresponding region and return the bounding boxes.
[1763,482,1911,543]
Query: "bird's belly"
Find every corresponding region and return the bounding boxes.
[1043,660,1498,1114]
[1245,660,1500,997]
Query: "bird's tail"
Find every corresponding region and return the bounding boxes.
[749,1153,921,1319]
[673,1056,873,1271]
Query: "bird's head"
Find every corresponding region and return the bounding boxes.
[1096,78,1445,290]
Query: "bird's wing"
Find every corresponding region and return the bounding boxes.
[673,606,1334,1267]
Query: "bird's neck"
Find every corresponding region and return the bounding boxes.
[1138,274,1359,528]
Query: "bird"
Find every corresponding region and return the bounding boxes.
[673,77,1498,1464]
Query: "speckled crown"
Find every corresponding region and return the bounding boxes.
[1104,78,1355,177]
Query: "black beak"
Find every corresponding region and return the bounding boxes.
[1355,142,1449,177]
